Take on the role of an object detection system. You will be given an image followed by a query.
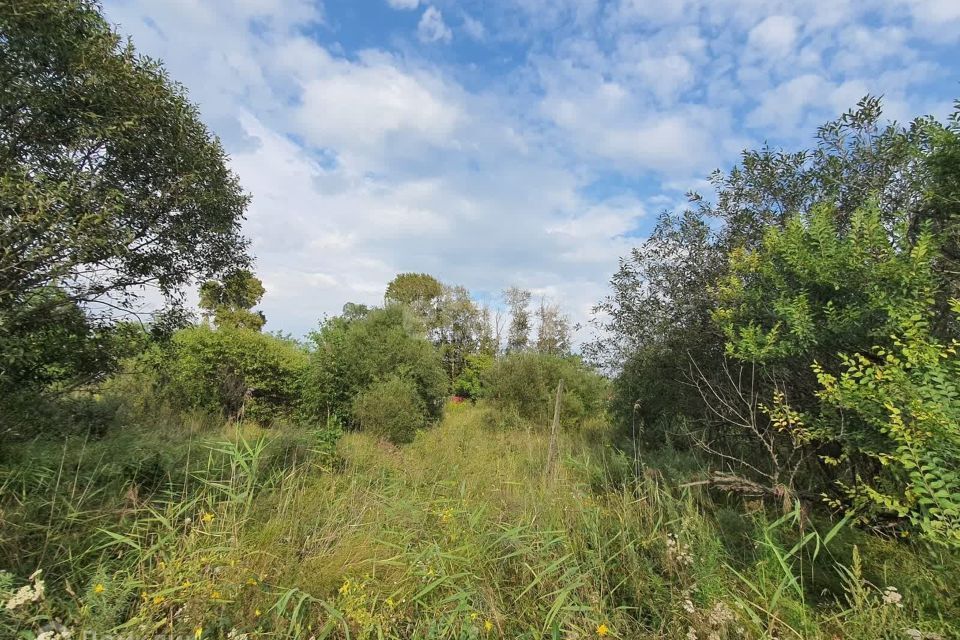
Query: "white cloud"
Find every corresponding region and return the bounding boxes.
[461,13,486,40]
[418,6,453,43]
[747,15,800,56]
[386,0,420,9]
[290,52,462,163]
[99,0,960,342]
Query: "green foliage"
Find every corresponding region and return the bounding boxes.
[452,353,494,399]
[482,352,607,429]
[815,305,960,547]
[199,270,267,331]
[159,325,308,424]
[504,287,532,352]
[0,0,249,396]
[434,285,481,382]
[352,376,427,444]
[715,198,960,544]
[384,273,444,320]
[0,288,148,393]
[593,97,951,432]
[716,203,937,365]
[302,305,447,426]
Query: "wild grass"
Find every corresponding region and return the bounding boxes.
[1,401,957,639]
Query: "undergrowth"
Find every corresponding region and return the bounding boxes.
[1,402,957,639]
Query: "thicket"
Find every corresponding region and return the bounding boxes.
[481,352,608,429]
[592,97,960,547]
[156,325,309,424]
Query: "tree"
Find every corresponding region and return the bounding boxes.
[477,304,498,355]
[384,273,444,322]
[301,305,447,425]
[352,376,427,444]
[435,285,480,381]
[483,352,607,430]
[504,287,531,352]
[0,0,250,391]
[534,298,571,355]
[716,201,959,542]
[199,270,266,331]
[591,97,959,440]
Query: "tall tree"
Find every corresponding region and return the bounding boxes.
[0,0,250,390]
[534,298,571,355]
[434,285,480,381]
[384,273,444,324]
[199,270,266,331]
[504,287,531,352]
[477,304,498,356]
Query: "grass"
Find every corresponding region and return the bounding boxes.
[1,401,958,639]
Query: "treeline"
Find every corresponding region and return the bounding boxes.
[591,97,960,547]
[141,270,599,445]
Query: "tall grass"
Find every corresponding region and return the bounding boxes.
[1,402,957,639]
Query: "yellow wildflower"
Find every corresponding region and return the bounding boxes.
[470,612,479,621]
[194,626,203,639]
[484,620,494,632]
[339,580,351,595]
[596,623,610,637]
[255,608,262,617]
[93,583,105,594]
[246,578,258,586]
[201,512,215,524]
[211,590,221,600]
[152,594,165,605]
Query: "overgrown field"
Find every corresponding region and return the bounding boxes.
[2,402,957,639]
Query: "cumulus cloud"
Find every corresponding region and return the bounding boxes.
[747,15,800,56]
[417,6,453,43]
[99,0,960,341]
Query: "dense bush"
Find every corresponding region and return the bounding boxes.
[157,325,308,424]
[716,202,960,546]
[593,97,960,546]
[301,305,447,425]
[352,376,427,444]
[482,352,607,429]
[452,353,494,399]
[814,306,960,547]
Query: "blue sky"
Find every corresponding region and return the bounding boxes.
[102,0,960,339]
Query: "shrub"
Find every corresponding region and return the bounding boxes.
[814,306,960,548]
[302,305,447,425]
[452,353,494,399]
[158,325,308,424]
[352,376,427,444]
[482,352,607,429]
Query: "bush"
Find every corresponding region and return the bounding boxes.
[482,352,607,429]
[157,325,308,424]
[452,353,494,399]
[302,305,447,425]
[352,376,427,444]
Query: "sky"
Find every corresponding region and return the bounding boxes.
[100,0,960,340]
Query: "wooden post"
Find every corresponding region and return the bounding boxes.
[545,379,563,478]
